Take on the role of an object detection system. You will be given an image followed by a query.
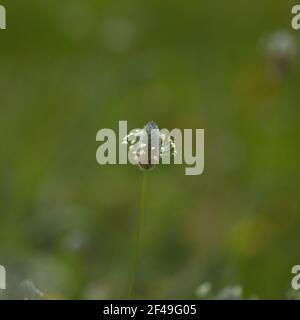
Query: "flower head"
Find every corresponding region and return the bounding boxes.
[264,30,297,78]
[122,121,176,171]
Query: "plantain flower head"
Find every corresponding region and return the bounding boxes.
[122,121,176,171]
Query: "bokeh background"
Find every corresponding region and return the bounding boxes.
[0,0,299,299]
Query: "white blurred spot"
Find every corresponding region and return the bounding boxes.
[100,18,137,53]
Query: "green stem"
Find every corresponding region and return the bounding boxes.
[128,172,148,299]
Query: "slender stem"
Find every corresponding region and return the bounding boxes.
[128,172,148,299]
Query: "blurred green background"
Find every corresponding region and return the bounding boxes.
[0,0,299,299]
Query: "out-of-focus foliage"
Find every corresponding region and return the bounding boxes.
[0,0,299,299]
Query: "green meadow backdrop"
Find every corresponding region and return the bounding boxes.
[0,0,299,299]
